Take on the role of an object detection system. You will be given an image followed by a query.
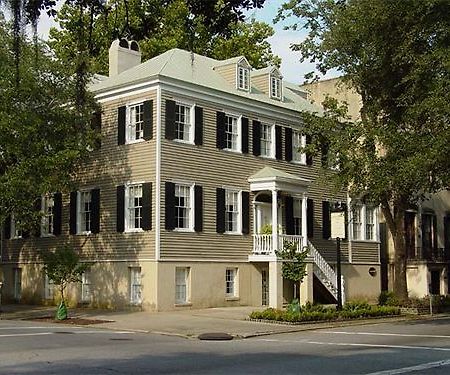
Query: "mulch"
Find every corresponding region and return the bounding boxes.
[29,317,112,325]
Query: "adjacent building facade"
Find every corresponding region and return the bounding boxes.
[0,41,382,310]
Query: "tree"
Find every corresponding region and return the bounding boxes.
[0,18,98,229]
[276,241,308,301]
[41,245,90,320]
[48,0,279,75]
[278,0,450,300]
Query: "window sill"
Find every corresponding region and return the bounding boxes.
[259,154,275,160]
[76,231,92,236]
[41,233,55,238]
[350,239,380,244]
[224,231,242,236]
[225,296,240,301]
[291,159,306,166]
[173,139,195,146]
[125,228,144,233]
[126,139,145,145]
[223,148,242,154]
[174,302,192,307]
[174,228,195,233]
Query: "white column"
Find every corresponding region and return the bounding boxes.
[302,194,308,245]
[269,261,283,308]
[299,262,314,305]
[272,190,279,253]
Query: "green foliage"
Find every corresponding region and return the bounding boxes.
[276,241,308,284]
[277,0,450,300]
[343,300,370,312]
[260,224,272,235]
[378,291,400,307]
[41,245,90,318]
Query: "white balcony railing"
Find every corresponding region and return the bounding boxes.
[252,234,304,255]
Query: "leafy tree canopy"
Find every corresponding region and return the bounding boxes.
[278,0,450,299]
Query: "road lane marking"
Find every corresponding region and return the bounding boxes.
[365,358,450,374]
[259,338,450,352]
[0,326,84,330]
[0,332,54,338]
[0,330,134,338]
[323,331,450,339]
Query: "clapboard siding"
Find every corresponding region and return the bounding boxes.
[160,89,350,261]
[3,91,158,263]
[214,64,236,86]
[252,75,269,95]
[351,242,380,264]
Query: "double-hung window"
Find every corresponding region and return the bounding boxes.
[44,274,54,300]
[292,130,307,164]
[293,198,303,236]
[130,267,142,305]
[225,115,240,151]
[10,214,22,239]
[260,123,274,158]
[78,191,92,233]
[271,76,282,99]
[365,206,375,240]
[81,271,92,303]
[175,267,190,304]
[127,103,144,143]
[175,184,193,230]
[351,203,377,241]
[225,190,240,233]
[352,204,362,240]
[41,195,54,236]
[175,103,193,143]
[225,268,238,297]
[126,184,143,231]
[238,66,249,91]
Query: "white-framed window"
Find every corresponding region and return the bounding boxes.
[127,102,144,143]
[225,190,241,233]
[175,102,194,143]
[41,195,54,236]
[293,198,302,236]
[237,66,250,91]
[292,130,307,164]
[175,267,190,304]
[225,268,238,297]
[126,184,143,231]
[10,214,22,239]
[225,114,241,152]
[130,267,142,305]
[13,268,21,300]
[77,191,92,234]
[81,271,92,303]
[260,123,274,158]
[351,203,377,241]
[270,76,282,99]
[44,274,54,300]
[175,184,194,231]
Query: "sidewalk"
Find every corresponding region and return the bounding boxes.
[0,304,429,339]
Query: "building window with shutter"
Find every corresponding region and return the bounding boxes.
[292,130,306,164]
[175,184,194,231]
[129,267,142,305]
[270,76,282,99]
[41,195,54,236]
[225,268,238,297]
[81,271,92,303]
[237,66,249,91]
[293,198,302,236]
[365,206,375,240]
[175,102,194,143]
[10,214,23,239]
[125,184,143,231]
[225,190,241,233]
[225,114,241,152]
[127,102,144,143]
[260,123,274,158]
[175,267,190,304]
[351,202,377,241]
[78,191,92,234]
[351,204,362,240]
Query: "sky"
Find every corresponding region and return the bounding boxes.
[34,0,336,84]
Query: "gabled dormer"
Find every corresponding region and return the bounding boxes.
[252,66,283,101]
[213,56,252,93]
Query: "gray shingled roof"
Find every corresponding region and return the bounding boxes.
[90,48,321,114]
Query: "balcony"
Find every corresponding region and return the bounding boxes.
[252,234,304,256]
[407,247,450,262]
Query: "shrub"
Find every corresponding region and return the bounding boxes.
[378,291,400,306]
[343,300,370,311]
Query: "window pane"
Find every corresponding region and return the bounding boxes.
[175,185,191,229]
[128,103,144,141]
[80,192,92,232]
[225,115,238,150]
[225,191,239,232]
[175,268,189,303]
[352,205,362,240]
[175,104,191,142]
[128,185,143,229]
[260,124,272,157]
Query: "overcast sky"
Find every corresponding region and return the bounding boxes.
[34,0,337,84]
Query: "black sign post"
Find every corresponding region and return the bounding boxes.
[336,237,342,310]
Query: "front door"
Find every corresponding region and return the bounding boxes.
[430,270,441,295]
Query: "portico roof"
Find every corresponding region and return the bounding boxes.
[248,166,310,194]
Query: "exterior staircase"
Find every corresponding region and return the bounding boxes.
[307,240,345,304]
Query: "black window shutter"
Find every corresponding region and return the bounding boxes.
[91,189,101,234]
[275,125,283,160]
[285,127,293,161]
[118,106,126,145]
[307,198,314,238]
[91,111,102,149]
[165,99,176,140]
[165,182,175,230]
[143,100,153,140]
[432,215,437,249]
[32,197,41,237]
[342,203,349,240]
[116,186,125,233]
[69,191,78,235]
[194,106,203,145]
[53,193,62,236]
[141,182,152,231]
[444,215,450,252]
[241,117,249,153]
[306,134,313,166]
[216,111,226,149]
[322,201,331,239]
[242,191,250,234]
[321,141,329,168]
[252,120,261,156]
[194,185,203,232]
[285,195,294,235]
[216,188,225,234]
[4,216,11,239]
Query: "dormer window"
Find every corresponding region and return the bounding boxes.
[270,76,282,99]
[238,66,250,91]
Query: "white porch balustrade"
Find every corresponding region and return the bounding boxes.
[252,234,304,255]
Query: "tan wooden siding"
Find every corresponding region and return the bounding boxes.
[252,74,269,95]
[351,241,380,264]
[160,90,350,261]
[214,64,236,87]
[3,90,158,263]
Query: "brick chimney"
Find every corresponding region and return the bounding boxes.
[108,39,141,77]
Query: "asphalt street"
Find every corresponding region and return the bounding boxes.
[1,317,450,374]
